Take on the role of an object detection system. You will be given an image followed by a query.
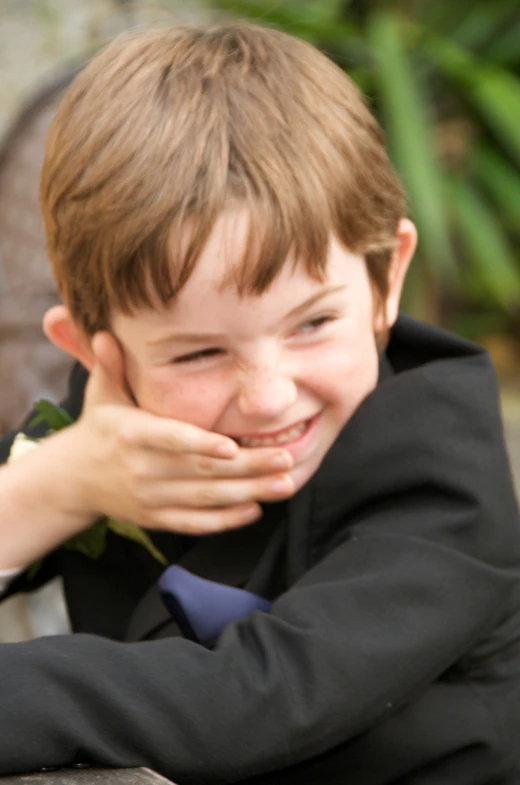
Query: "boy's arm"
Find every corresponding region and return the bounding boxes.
[0,424,103,569]
[0,352,517,782]
[0,363,98,572]
[0,490,514,782]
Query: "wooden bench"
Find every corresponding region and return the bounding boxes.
[0,768,175,785]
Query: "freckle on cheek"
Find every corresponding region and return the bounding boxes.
[145,380,222,428]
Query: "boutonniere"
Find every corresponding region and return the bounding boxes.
[9,400,167,578]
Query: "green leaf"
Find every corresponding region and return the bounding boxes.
[473,144,520,233]
[420,2,466,37]
[367,11,455,279]
[26,560,44,581]
[211,0,359,46]
[32,399,74,431]
[107,518,168,566]
[421,31,520,165]
[483,15,520,65]
[64,520,108,559]
[449,1,518,51]
[471,70,520,164]
[449,177,520,310]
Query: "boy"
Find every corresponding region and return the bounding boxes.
[1,21,520,784]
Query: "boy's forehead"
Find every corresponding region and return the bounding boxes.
[111,233,372,349]
[188,208,275,281]
[117,209,365,337]
[165,207,306,295]
[165,257,325,318]
[153,233,358,321]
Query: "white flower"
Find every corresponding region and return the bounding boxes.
[8,433,40,463]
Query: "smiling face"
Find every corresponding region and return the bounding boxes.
[45,210,415,494]
[110,211,393,492]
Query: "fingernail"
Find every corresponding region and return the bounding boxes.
[269,453,291,470]
[271,476,291,493]
[215,441,238,458]
[243,505,262,521]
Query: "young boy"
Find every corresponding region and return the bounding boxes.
[0,21,519,785]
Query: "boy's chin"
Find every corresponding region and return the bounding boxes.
[288,459,324,495]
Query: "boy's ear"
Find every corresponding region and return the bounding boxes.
[374,218,418,333]
[43,305,95,372]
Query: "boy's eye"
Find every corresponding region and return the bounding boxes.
[171,316,336,363]
[297,315,335,333]
[173,348,223,364]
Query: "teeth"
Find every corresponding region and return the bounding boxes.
[238,420,309,448]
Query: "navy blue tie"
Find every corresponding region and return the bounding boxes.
[158,565,273,646]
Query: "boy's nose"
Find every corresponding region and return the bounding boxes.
[237,369,297,419]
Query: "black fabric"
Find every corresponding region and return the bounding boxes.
[0,315,520,785]
[125,504,285,642]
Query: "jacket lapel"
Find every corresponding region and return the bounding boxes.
[125,516,283,642]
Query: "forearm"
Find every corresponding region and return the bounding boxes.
[0,530,512,781]
[0,425,98,569]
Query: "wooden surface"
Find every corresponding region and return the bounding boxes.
[0,768,174,784]
[503,394,520,494]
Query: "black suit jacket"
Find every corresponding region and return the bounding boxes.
[1,315,520,784]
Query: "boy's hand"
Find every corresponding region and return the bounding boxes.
[72,332,294,535]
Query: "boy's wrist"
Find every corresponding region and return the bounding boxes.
[0,427,100,569]
[8,424,100,531]
[38,423,102,525]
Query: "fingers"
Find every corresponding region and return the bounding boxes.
[86,331,135,407]
[120,415,240,460]
[188,446,293,478]
[77,331,296,536]
[132,445,293,480]
[138,472,294,511]
[111,446,294,535]
[142,502,264,536]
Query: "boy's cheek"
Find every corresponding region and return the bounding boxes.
[130,372,227,429]
[315,338,379,396]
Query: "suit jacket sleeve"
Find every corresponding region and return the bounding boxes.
[0,351,518,782]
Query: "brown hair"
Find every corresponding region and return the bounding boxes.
[40,21,407,337]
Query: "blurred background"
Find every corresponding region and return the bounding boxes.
[0,0,520,636]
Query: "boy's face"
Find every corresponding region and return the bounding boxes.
[108,211,413,493]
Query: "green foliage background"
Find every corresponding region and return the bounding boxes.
[206,0,520,344]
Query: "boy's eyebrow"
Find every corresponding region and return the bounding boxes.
[284,284,347,322]
[148,284,347,346]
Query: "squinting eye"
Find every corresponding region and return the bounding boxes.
[173,348,223,364]
[297,315,335,333]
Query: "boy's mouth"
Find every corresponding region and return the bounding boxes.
[233,417,313,448]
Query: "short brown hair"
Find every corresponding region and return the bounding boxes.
[40,21,407,336]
